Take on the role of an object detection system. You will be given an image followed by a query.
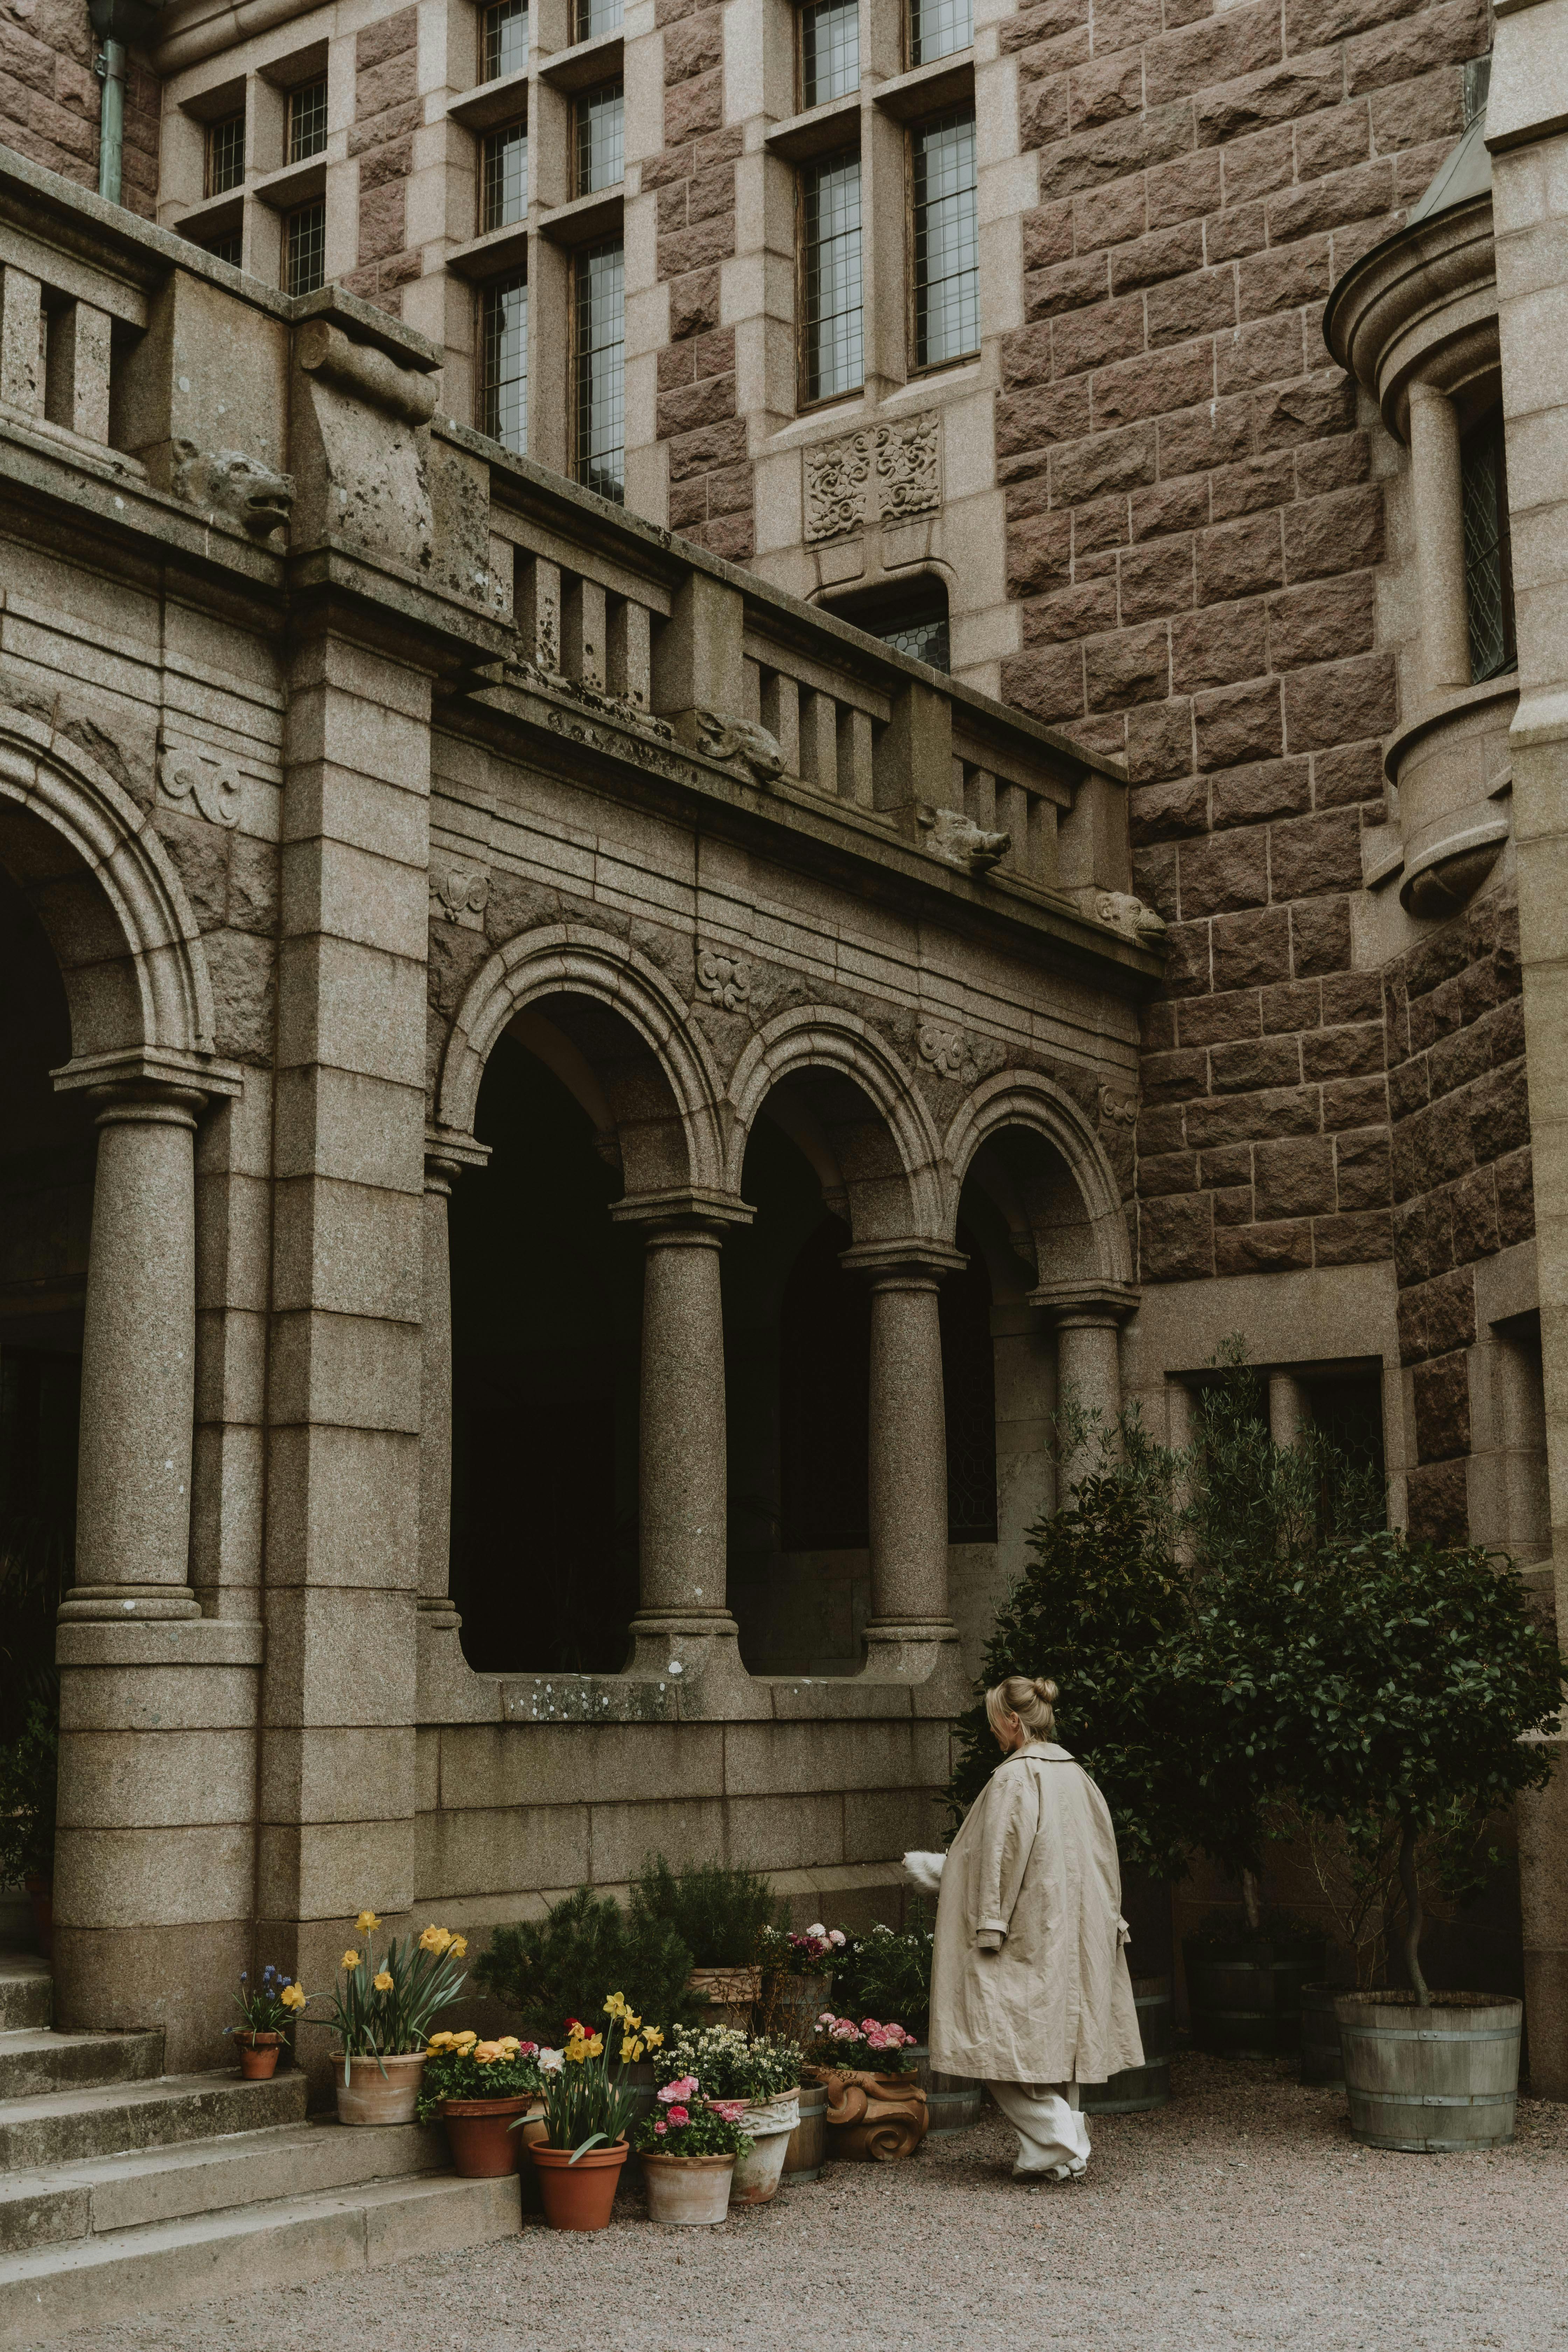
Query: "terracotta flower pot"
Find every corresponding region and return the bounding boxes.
[530,2138,629,2231]
[441,2094,538,2177]
[332,2048,427,2127]
[817,2067,928,2162]
[234,2030,282,2081]
[723,2092,799,2204]
[641,2150,735,2226]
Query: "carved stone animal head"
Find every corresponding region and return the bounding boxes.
[1092,889,1167,941]
[692,708,785,784]
[171,440,296,537]
[920,805,1010,873]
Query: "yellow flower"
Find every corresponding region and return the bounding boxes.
[427,2032,456,2051]
[499,2037,521,2053]
[341,1951,360,1971]
[472,2042,502,2063]
[355,1911,381,1934]
[449,1936,468,1960]
[373,1970,394,1993]
[454,2030,478,2047]
[419,1926,452,1954]
[603,1993,626,2018]
[644,2028,665,2049]
[624,2037,644,2062]
[586,2033,604,2058]
[280,1983,307,2012]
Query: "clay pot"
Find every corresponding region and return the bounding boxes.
[725,2092,799,2204]
[530,2138,630,2231]
[234,2031,282,2081]
[817,2067,928,2162]
[762,1970,833,2046]
[688,1965,762,2030]
[641,2150,735,2226]
[441,2095,539,2177]
[332,2048,427,2127]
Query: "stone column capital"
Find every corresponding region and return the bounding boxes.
[51,1045,245,1109]
[610,1186,754,1244]
[424,1125,491,1193]
[1028,1278,1141,1329]
[839,1237,967,1288]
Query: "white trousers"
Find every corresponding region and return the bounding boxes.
[987,2079,1091,2175]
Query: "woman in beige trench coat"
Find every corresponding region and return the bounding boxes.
[906,1674,1143,2179]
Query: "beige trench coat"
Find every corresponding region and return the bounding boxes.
[928,1741,1144,2085]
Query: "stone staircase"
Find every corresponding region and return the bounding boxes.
[0,1956,520,2343]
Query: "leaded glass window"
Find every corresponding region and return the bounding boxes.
[205,113,245,197]
[481,274,528,454]
[482,120,529,230]
[284,200,326,296]
[576,238,624,503]
[878,596,950,669]
[913,108,978,369]
[575,0,622,37]
[575,82,624,195]
[204,229,243,268]
[286,78,328,164]
[909,0,972,65]
[801,0,859,107]
[1462,410,1517,684]
[483,0,528,80]
[801,150,862,405]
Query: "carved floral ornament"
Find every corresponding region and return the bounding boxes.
[158,741,241,828]
[696,947,751,1012]
[804,416,941,545]
[917,1020,967,1079]
[431,866,490,924]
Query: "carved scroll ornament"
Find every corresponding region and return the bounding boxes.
[804,416,941,544]
[158,742,242,828]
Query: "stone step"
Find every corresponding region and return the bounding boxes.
[0,2169,521,2344]
[0,2032,163,2105]
[0,2070,308,2175]
[0,2118,451,2253]
[0,1966,50,2038]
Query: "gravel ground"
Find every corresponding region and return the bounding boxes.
[65,2054,1568,2352]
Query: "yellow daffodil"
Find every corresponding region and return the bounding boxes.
[644,2028,665,2049]
[419,1925,452,1954]
[280,1982,307,2012]
[624,2036,644,2062]
[341,1950,360,1971]
[450,1936,468,1959]
[587,2033,604,2058]
[603,1993,625,2018]
[373,1969,394,1992]
[355,1911,381,1934]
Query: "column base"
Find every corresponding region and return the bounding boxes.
[416,1598,463,1631]
[621,1614,772,1717]
[57,1583,202,1623]
[861,1619,968,1706]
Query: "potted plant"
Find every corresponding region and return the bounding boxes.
[805,2015,927,2161]
[756,1921,845,2046]
[657,2024,801,2203]
[474,1884,700,2046]
[418,2030,547,2175]
[308,1912,469,2125]
[634,2074,751,2225]
[527,1999,649,2231]
[225,1963,306,2078]
[630,1856,786,2025]
[1234,1528,1563,2150]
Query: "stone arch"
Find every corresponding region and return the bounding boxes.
[942,1068,1133,1287]
[725,1006,945,1242]
[436,924,728,1195]
[0,712,216,1059]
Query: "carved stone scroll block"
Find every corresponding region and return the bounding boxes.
[804,416,941,545]
[1097,1083,1140,1128]
[158,743,242,828]
[431,866,490,926]
[917,1019,966,1078]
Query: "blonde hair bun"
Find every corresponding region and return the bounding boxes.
[984,1673,1057,1740]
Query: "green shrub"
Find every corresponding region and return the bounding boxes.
[472,1886,701,2044]
[629,1855,785,1968]
[831,1915,935,2040]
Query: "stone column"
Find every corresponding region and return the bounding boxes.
[1408,379,1471,696]
[1030,1280,1141,1493]
[418,1132,490,1634]
[51,1053,259,2067]
[1268,1371,1312,1449]
[841,1240,966,1667]
[610,1188,753,1678]
[62,1079,204,1622]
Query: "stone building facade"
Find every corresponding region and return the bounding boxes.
[0,0,1566,2118]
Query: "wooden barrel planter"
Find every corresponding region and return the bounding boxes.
[907,2045,982,2136]
[1183,1935,1324,2058]
[1336,1990,1521,2152]
[1299,1983,1345,2085]
[780,2080,827,2181]
[1082,1976,1173,2114]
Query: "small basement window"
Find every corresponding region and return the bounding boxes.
[824,576,951,672]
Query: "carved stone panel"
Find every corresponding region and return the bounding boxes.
[804,416,941,545]
[158,741,242,828]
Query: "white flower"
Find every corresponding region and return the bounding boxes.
[806,1922,826,1938]
[828,1929,846,1946]
[539,2047,564,2072]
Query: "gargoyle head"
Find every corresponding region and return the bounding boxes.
[171,440,296,538]
[919,805,1011,873]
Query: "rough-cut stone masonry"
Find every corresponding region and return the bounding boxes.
[0,0,158,217]
[1386,888,1533,1541]
[648,0,753,560]
[995,0,1492,1283]
[347,4,422,313]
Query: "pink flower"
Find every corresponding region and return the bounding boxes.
[828,1930,846,1947]
[815,2011,835,2027]
[658,2075,699,2105]
[667,2105,689,2127]
[709,2100,747,2123]
[654,2120,667,2137]
[519,2042,538,2057]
